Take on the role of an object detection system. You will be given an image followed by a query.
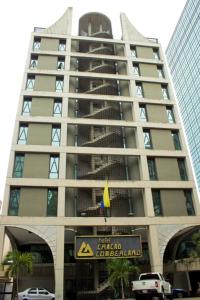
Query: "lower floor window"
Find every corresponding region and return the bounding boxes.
[47,189,58,216]
[8,188,20,216]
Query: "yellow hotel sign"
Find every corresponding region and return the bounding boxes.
[75,235,142,259]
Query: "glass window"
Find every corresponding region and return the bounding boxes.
[53,99,62,117]
[130,46,137,57]
[166,106,175,123]
[33,38,41,50]
[136,83,143,98]
[22,98,32,116]
[8,188,20,216]
[133,64,140,76]
[143,130,152,149]
[13,154,24,178]
[153,48,160,60]
[157,66,164,78]
[51,126,61,146]
[28,289,37,294]
[56,78,64,92]
[49,156,59,179]
[26,76,35,91]
[139,105,148,122]
[57,57,65,70]
[178,159,188,180]
[147,158,157,180]
[184,190,195,216]
[161,85,169,100]
[18,124,28,144]
[152,190,163,216]
[47,189,58,216]
[30,56,38,69]
[59,40,66,51]
[171,130,181,150]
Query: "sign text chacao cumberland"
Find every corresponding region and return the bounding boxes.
[75,235,142,259]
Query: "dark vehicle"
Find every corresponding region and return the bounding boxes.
[172,288,188,298]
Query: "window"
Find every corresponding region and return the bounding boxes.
[171,130,181,150]
[136,83,143,98]
[133,64,140,76]
[184,190,195,216]
[130,46,137,57]
[28,289,37,295]
[47,189,58,216]
[26,76,35,91]
[139,105,148,122]
[166,106,175,123]
[53,99,62,117]
[59,40,66,51]
[147,158,157,180]
[22,98,32,116]
[8,188,20,216]
[152,190,163,216]
[57,57,65,70]
[18,124,28,144]
[49,155,59,179]
[13,154,24,178]
[33,38,41,50]
[55,77,64,92]
[143,130,152,149]
[161,85,169,100]
[178,159,188,181]
[30,55,38,69]
[51,126,61,146]
[153,48,160,60]
[157,66,164,78]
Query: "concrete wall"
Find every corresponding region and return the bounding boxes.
[38,55,57,70]
[32,98,54,116]
[156,158,180,181]
[147,104,168,123]
[143,82,163,100]
[34,75,56,92]
[27,123,52,145]
[23,154,50,178]
[151,129,174,150]
[136,46,154,59]
[161,190,188,216]
[40,38,59,51]
[19,188,48,216]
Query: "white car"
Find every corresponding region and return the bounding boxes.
[18,288,55,300]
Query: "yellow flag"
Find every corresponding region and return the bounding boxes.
[103,181,110,208]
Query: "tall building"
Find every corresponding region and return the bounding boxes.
[166,0,200,191]
[0,8,200,300]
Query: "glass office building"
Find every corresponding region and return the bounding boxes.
[166,0,200,191]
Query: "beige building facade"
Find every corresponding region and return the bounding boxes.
[0,8,200,300]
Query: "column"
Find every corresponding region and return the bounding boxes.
[0,226,5,262]
[55,226,65,300]
[148,225,163,273]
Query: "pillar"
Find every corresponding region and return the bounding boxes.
[0,226,5,262]
[55,226,65,300]
[148,225,163,273]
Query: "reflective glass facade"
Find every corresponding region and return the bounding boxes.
[166,0,200,190]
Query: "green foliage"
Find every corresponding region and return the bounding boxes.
[2,250,33,278]
[1,250,33,298]
[107,258,139,299]
[190,230,200,258]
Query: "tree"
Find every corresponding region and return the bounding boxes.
[190,230,200,258]
[2,250,33,298]
[107,258,139,299]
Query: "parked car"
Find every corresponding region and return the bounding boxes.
[18,288,55,300]
[131,272,172,300]
[172,288,188,298]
